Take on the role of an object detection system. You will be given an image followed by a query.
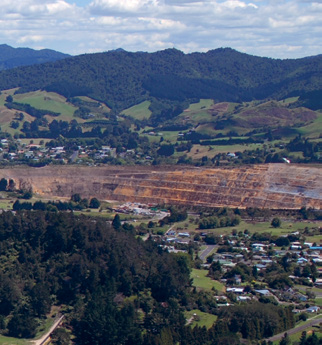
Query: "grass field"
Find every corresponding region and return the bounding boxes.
[0,89,17,107]
[0,314,57,345]
[191,269,225,292]
[0,199,13,210]
[14,91,77,121]
[140,129,181,144]
[18,138,51,145]
[187,143,263,159]
[121,101,152,120]
[168,216,199,232]
[0,335,28,345]
[205,220,322,238]
[315,297,322,307]
[185,309,218,329]
[298,112,322,138]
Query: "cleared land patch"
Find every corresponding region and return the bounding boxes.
[14,91,77,120]
[185,309,218,329]
[191,269,225,292]
[121,101,152,120]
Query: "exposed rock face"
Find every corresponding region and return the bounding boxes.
[1,164,321,209]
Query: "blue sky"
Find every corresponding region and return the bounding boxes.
[0,0,321,59]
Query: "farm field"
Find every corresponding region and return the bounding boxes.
[298,111,322,138]
[0,335,28,345]
[205,220,322,238]
[191,268,225,292]
[121,101,152,120]
[187,143,263,158]
[14,91,77,120]
[185,309,218,329]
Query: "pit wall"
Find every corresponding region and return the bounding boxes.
[0,164,321,209]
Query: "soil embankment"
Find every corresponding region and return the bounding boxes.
[0,164,321,209]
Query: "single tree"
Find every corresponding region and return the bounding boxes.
[0,178,7,191]
[71,193,81,203]
[112,214,121,230]
[271,217,281,228]
[89,198,101,209]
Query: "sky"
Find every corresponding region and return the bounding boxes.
[0,0,321,59]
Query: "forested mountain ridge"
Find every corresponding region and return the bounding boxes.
[0,47,321,111]
[0,44,70,71]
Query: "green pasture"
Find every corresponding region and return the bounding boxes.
[279,97,299,104]
[121,101,152,120]
[14,91,78,121]
[205,220,322,237]
[289,151,305,160]
[0,89,17,107]
[298,112,322,138]
[191,269,225,292]
[0,335,28,345]
[315,298,322,307]
[159,131,182,143]
[294,285,313,294]
[141,130,181,144]
[187,99,215,112]
[185,309,218,329]
[0,313,59,345]
[0,199,13,210]
[194,124,218,136]
[179,99,239,124]
[34,317,56,340]
[18,138,50,145]
[0,123,16,135]
[169,216,199,232]
[187,143,262,159]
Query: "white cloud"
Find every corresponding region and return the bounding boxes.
[0,0,320,58]
[89,0,158,14]
[221,0,258,9]
[18,35,45,43]
[0,0,75,17]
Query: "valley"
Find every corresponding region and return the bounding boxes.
[0,46,321,345]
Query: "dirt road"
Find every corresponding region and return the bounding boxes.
[30,315,64,345]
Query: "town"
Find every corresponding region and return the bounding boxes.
[141,207,321,309]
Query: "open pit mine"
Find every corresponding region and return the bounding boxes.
[0,164,321,209]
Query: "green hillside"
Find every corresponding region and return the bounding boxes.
[0,48,320,166]
[0,48,321,116]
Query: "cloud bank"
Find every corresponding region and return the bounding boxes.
[0,0,321,58]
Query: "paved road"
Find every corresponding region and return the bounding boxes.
[30,315,64,345]
[266,315,322,342]
[199,245,217,262]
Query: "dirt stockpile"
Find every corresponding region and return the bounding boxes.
[1,164,321,209]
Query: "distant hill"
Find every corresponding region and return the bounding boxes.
[0,44,70,70]
[0,47,321,114]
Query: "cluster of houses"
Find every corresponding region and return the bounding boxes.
[0,137,154,165]
[1,139,68,163]
[0,138,121,165]
[159,227,321,315]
